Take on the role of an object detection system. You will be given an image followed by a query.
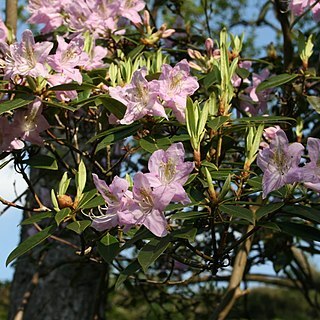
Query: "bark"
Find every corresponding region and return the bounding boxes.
[210,225,254,320]
[5,0,18,36]
[8,183,108,320]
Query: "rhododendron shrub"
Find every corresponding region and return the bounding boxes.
[3,0,320,318]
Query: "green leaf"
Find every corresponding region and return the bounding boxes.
[277,222,320,242]
[171,211,207,220]
[76,189,99,209]
[95,124,142,151]
[172,227,197,241]
[127,45,145,60]
[219,204,254,224]
[81,195,105,210]
[96,96,126,120]
[44,100,78,112]
[98,233,120,263]
[48,82,96,91]
[256,202,284,221]
[55,208,72,226]
[139,136,172,153]
[138,238,171,273]
[21,212,53,225]
[6,225,56,266]
[281,206,320,224]
[307,96,320,114]
[256,73,299,93]
[25,155,58,170]
[51,189,60,212]
[75,160,86,200]
[66,220,91,234]
[58,172,71,196]
[236,66,250,79]
[207,116,230,131]
[115,260,141,289]
[0,96,34,115]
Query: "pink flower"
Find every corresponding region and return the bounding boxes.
[109,68,167,124]
[300,137,320,183]
[115,0,145,24]
[3,30,53,80]
[47,36,89,84]
[290,0,320,21]
[155,60,199,122]
[131,172,169,237]
[47,74,78,102]
[0,18,8,42]
[12,97,50,146]
[245,68,271,114]
[91,174,135,231]
[83,45,108,71]
[0,117,23,152]
[145,142,194,204]
[257,129,304,198]
[28,0,65,33]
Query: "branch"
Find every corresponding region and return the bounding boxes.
[210,225,254,320]
[5,0,18,37]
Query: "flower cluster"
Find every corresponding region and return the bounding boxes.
[109,60,199,124]
[28,0,145,37]
[257,128,320,197]
[91,143,194,237]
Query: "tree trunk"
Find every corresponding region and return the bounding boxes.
[8,181,108,320]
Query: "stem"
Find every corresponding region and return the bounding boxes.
[5,0,18,37]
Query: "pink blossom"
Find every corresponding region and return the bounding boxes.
[290,0,320,21]
[131,172,169,237]
[0,117,23,152]
[145,142,194,204]
[231,61,251,88]
[28,0,65,33]
[47,36,89,84]
[112,0,145,24]
[83,45,108,71]
[109,68,167,125]
[0,18,8,42]
[12,97,50,146]
[91,174,135,231]
[257,129,304,198]
[3,30,53,80]
[47,74,78,102]
[300,137,320,183]
[155,60,199,123]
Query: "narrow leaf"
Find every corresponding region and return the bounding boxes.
[256,73,299,93]
[6,225,56,266]
[219,204,254,224]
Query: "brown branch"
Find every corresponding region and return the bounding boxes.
[210,225,254,320]
[5,0,18,37]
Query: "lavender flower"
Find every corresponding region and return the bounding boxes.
[145,142,194,204]
[3,30,53,80]
[257,129,304,198]
[155,59,199,123]
[91,174,135,231]
[109,67,166,124]
[131,172,169,237]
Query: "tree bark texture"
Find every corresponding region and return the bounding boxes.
[8,171,108,320]
[5,0,18,36]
